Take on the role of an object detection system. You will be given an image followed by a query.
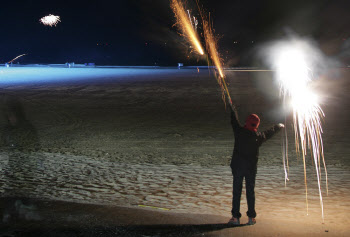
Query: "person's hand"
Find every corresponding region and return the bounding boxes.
[278,123,285,128]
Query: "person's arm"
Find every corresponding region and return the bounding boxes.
[259,123,284,144]
[230,104,241,131]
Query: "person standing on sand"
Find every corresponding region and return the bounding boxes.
[228,103,284,225]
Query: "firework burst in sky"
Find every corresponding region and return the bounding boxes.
[40,14,61,27]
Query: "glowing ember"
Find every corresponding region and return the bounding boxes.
[171,0,204,55]
[40,14,61,27]
[266,38,328,222]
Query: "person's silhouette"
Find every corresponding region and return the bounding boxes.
[228,103,284,225]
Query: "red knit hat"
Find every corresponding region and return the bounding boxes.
[244,114,260,132]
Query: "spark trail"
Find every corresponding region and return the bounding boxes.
[171,0,204,55]
[8,54,27,64]
[171,0,231,106]
[201,12,232,107]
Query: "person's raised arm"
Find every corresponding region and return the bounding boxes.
[230,103,241,131]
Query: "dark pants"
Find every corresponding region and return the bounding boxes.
[231,172,256,218]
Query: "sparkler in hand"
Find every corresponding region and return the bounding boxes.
[267,38,328,222]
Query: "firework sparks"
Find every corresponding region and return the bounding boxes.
[193,16,198,32]
[201,13,232,107]
[170,1,231,106]
[40,14,61,27]
[187,10,198,31]
[202,16,224,78]
[266,38,328,222]
[171,0,204,55]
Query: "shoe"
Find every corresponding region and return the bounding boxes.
[247,217,256,225]
[228,217,240,225]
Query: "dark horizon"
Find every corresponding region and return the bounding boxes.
[1,0,350,66]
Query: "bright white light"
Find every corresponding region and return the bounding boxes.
[40,14,61,27]
[264,37,327,222]
[276,47,310,93]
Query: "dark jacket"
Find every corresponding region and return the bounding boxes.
[230,106,281,175]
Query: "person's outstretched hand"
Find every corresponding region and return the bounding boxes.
[278,123,285,128]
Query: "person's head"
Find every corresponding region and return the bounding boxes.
[244,114,260,132]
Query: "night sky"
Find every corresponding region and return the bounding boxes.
[1,0,349,66]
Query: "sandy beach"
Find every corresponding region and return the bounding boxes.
[0,66,349,236]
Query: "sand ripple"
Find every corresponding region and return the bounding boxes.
[1,151,349,226]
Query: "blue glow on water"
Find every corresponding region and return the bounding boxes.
[0,66,201,86]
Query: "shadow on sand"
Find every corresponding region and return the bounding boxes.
[1,223,246,237]
[1,198,248,236]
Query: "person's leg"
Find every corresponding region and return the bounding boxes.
[231,174,244,218]
[245,173,256,218]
